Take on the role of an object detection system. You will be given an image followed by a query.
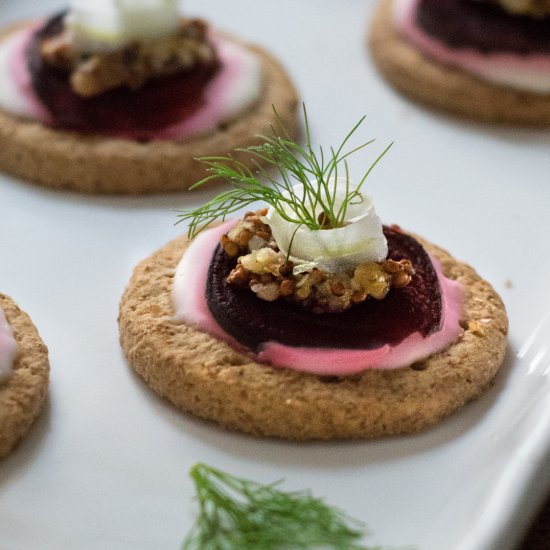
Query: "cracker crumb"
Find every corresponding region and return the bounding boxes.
[468,320,485,336]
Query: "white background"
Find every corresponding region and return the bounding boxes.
[1,1,550,549]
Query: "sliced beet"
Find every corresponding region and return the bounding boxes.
[27,13,219,137]
[206,226,443,352]
[416,0,550,54]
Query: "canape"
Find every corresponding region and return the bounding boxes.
[371,0,550,125]
[0,0,298,193]
[119,114,508,439]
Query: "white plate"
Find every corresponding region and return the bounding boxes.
[1,1,550,549]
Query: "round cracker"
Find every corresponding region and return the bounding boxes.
[0,23,299,194]
[0,294,49,458]
[370,0,550,126]
[118,232,508,440]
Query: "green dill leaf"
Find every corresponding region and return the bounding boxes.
[182,463,383,550]
[176,105,392,238]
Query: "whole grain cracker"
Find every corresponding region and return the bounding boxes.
[118,233,508,440]
[370,0,550,126]
[0,294,49,458]
[0,23,299,194]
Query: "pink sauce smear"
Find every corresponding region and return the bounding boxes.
[396,0,550,91]
[7,26,260,140]
[8,25,53,122]
[173,222,465,376]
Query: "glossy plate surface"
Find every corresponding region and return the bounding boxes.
[1,1,550,549]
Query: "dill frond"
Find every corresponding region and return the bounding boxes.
[176,105,392,238]
[182,463,381,550]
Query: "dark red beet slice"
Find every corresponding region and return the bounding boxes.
[206,226,442,352]
[27,13,219,138]
[417,0,550,54]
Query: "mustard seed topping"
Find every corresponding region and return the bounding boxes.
[221,211,415,313]
[279,279,296,297]
[220,234,240,258]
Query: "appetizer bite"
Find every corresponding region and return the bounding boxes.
[370,0,550,125]
[0,0,298,193]
[0,294,49,458]
[119,113,508,440]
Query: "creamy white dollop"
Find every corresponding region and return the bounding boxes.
[0,307,17,384]
[395,0,550,94]
[65,0,181,53]
[263,180,387,274]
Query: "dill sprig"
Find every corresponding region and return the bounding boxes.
[176,106,392,238]
[182,462,380,550]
